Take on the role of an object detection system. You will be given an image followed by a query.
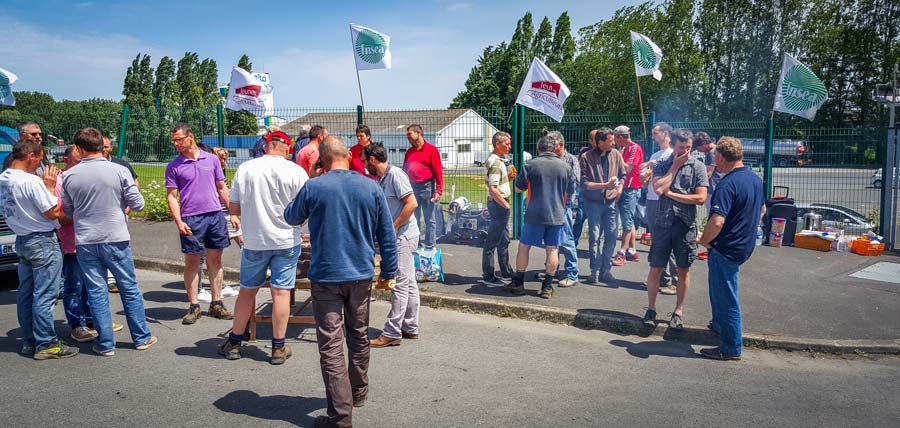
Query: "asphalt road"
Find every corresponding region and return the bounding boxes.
[0,269,898,428]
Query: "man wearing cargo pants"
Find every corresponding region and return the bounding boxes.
[363,143,421,347]
[284,136,397,428]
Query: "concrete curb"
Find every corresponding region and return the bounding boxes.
[134,256,900,355]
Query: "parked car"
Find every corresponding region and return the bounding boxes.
[795,203,874,235]
[870,168,899,188]
[0,128,18,271]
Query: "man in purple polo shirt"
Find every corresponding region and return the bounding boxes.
[165,123,235,325]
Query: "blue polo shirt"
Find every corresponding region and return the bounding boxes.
[709,166,764,264]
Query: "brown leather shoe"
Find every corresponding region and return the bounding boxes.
[208,302,234,320]
[370,335,401,348]
[270,344,292,365]
[401,331,418,340]
[182,305,202,325]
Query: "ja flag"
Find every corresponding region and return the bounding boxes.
[630,31,663,81]
[773,53,827,121]
[350,23,391,70]
[515,58,571,122]
[224,66,274,118]
[0,67,18,107]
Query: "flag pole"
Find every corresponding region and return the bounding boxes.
[635,74,648,141]
[350,25,366,116]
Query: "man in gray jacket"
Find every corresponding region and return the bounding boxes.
[62,127,156,356]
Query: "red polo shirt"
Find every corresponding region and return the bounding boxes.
[621,141,644,189]
[349,144,377,180]
[402,140,444,194]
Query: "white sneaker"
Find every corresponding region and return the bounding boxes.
[197,288,212,303]
[221,285,239,297]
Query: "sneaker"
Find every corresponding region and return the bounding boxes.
[19,344,35,356]
[558,278,578,288]
[221,285,239,298]
[135,336,158,351]
[584,271,599,285]
[599,271,615,285]
[539,285,554,299]
[498,277,513,285]
[659,284,677,295]
[92,345,115,357]
[479,276,506,287]
[698,251,709,261]
[108,285,119,293]
[699,347,741,361]
[182,305,202,325]
[270,344,292,365]
[612,252,626,267]
[642,309,657,327]
[504,281,526,296]
[625,251,639,262]
[208,302,234,320]
[218,339,242,360]
[669,313,684,331]
[197,288,212,303]
[71,326,98,343]
[113,322,124,332]
[34,340,80,360]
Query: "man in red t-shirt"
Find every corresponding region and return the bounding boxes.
[349,124,376,180]
[612,125,644,266]
[296,125,328,177]
[402,124,443,248]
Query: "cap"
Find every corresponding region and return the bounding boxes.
[265,131,294,155]
[613,125,630,136]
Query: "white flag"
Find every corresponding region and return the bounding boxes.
[350,23,392,71]
[224,66,274,118]
[773,53,828,121]
[515,58,571,122]
[0,67,18,107]
[630,31,663,81]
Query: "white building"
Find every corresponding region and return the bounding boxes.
[281,108,501,168]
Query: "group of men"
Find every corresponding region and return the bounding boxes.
[481,123,763,360]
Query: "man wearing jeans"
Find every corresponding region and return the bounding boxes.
[284,136,397,428]
[641,123,677,294]
[216,132,308,365]
[480,132,514,287]
[505,133,575,299]
[363,143,421,348]
[572,129,599,246]
[552,134,580,287]
[166,123,235,325]
[698,137,764,361]
[403,124,443,248]
[62,127,156,356]
[612,125,644,266]
[0,140,78,359]
[579,128,625,285]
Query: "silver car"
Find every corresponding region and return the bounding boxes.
[795,203,874,235]
[870,168,899,188]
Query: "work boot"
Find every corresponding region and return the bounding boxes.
[217,339,241,360]
[504,280,526,295]
[182,304,202,325]
[270,344,292,365]
[208,301,234,320]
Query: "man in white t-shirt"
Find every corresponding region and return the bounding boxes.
[217,132,309,365]
[641,122,677,293]
[0,140,78,359]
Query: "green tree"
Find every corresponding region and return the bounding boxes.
[152,56,177,106]
[176,52,203,107]
[547,12,576,68]
[123,53,154,108]
[532,17,553,62]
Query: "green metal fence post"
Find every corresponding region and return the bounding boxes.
[216,104,225,148]
[512,105,525,240]
[357,105,363,126]
[764,117,774,199]
[116,104,130,158]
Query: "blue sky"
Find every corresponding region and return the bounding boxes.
[1,0,643,108]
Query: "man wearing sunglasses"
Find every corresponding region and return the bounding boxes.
[3,122,43,171]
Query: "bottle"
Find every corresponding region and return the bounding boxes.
[756,225,763,247]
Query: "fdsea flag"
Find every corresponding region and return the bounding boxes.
[350,24,392,70]
[515,58,571,122]
[224,66,274,118]
[773,53,828,121]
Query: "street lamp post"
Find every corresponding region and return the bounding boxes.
[874,64,898,250]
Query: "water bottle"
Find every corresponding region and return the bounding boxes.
[756,225,763,247]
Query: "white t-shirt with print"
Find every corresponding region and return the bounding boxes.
[0,169,59,234]
[645,147,673,201]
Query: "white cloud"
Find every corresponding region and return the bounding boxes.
[0,14,169,101]
[445,3,474,13]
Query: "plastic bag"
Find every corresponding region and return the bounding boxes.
[414,247,444,282]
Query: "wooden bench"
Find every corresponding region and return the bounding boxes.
[246,240,314,342]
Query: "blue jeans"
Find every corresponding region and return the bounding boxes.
[708,249,742,356]
[618,188,640,231]
[572,206,587,247]
[62,252,92,328]
[556,207,578,280]
[16,232,63,350]
[411,180,436,247]
[77,241,151,351]
[584,199,617,275]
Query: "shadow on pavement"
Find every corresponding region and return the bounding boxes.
[142,290,187,304]
[441,273,481,286]
[124,306,188,322]
[609,339,699,359]
[160,281,184,291]
[604,278,648,292]
[174,337,270,362]
[213,390,325,427]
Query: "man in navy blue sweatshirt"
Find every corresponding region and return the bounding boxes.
[284,135,397,428]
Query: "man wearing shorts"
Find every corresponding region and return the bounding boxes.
[643,129,708,330]
[612,125,644,265]
[165,123,235,324]
[217,132,308,364]
[506,133,575,299]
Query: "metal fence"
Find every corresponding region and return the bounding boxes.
[19,103,890,247]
